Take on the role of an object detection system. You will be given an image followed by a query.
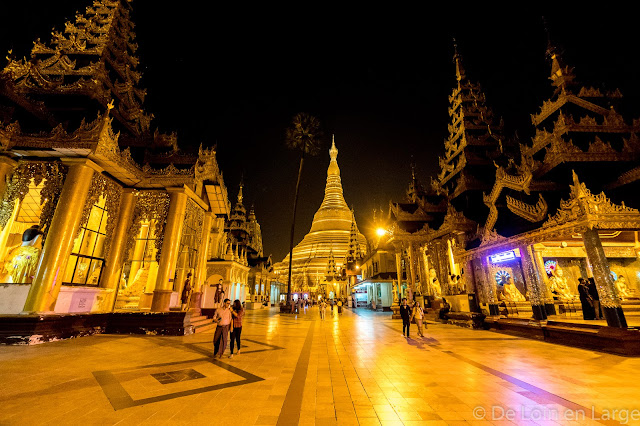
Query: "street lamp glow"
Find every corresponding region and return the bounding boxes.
[376,227,387,237]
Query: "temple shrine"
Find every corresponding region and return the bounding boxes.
[361,36,640,353]
[0,0,279,342]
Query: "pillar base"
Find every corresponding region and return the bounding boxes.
[391,304,401,319]
[532,304,547,321]
[189,292,202,313]
[544,303,557,316]
[151,290,173,312]
[603,306,628,328]
[488,303,501,316]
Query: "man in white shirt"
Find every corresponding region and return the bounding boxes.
[213,298,232,358]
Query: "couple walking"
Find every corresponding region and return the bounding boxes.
[212,298,244,359]
[399,298,426,338]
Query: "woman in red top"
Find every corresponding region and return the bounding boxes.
[229,299,244,358]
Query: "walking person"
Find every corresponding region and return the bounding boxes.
[229,299,244,358]
[337,298,343,314]
[180,272,192,311]
[411,301,426,337]
[400,298,411,338]
[319,298,327,320]
[212,298,232,358]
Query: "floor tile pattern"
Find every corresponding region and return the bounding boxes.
[1,307,639,425]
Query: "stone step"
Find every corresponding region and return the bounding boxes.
[190,317,212,327]
[194,322,216,334]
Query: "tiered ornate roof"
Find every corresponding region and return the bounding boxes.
[344,210,363,265]
[524,38,640,188]
[476,33,640,245]
[431,42,507,221]
[2,1,151,136]
[226,183,265,265]
[0,0,195,170]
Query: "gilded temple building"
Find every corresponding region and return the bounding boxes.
[381,36,640,338]
[0,0,271,339]
[273,138,367,299]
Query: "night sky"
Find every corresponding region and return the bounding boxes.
[2,4,639,261]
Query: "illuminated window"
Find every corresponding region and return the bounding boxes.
[173,211,199,290]
[121,219,160,294]
[64,196,108,286]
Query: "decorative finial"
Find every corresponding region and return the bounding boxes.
[106,99,115,114]
[571,169,587,199]
[542,16,554,56]
[237,179,244,203]
[452,38,465,82]
[329,134,338,161]
[410,156,416,180]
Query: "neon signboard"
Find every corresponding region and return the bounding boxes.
[489,250,518,263]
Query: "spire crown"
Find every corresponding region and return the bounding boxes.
[327,135,340,177]
[330,135,338,161]
[237,181,243,204]
[453,38,466,82]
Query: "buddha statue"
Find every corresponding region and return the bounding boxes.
[429,268,442,299]
[549,267,575,300]
[502,277,526,302]
[3,225,44,284]
[615,275,632,300]
[121,263,150,297]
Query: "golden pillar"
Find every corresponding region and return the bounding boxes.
[582,228,627,328]
[520,245,547,321]
[407,243,417,300]
[0,157,18,258]
[100,189,136,311]
[481,255,500,315]
[0,156,17,196]
[394,248,403,302]
[23,159,101,313]
[191,211,213,310]
[151,189,187,312]
[532,244,556,315]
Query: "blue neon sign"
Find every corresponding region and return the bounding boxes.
[489,250,517,263]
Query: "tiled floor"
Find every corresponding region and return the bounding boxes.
[1,307,639,425]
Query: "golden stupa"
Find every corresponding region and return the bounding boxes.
[274,137,367,289]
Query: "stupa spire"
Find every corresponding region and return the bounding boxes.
[543,17,575,93]
[453,38,466,83]
[237,180,244,204]
[310,137,350,232]
[274,134,367,290]
[330,135,338,161]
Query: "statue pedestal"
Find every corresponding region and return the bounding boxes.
[391,304,400,319]
[189,292,202,314]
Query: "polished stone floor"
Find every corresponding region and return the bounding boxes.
[1,307,639,426]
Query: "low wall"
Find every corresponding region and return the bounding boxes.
[484,317,640,356]
[0,283,30,314]
[0,311,193,345]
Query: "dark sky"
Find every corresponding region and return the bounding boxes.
[2,4,640,261]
